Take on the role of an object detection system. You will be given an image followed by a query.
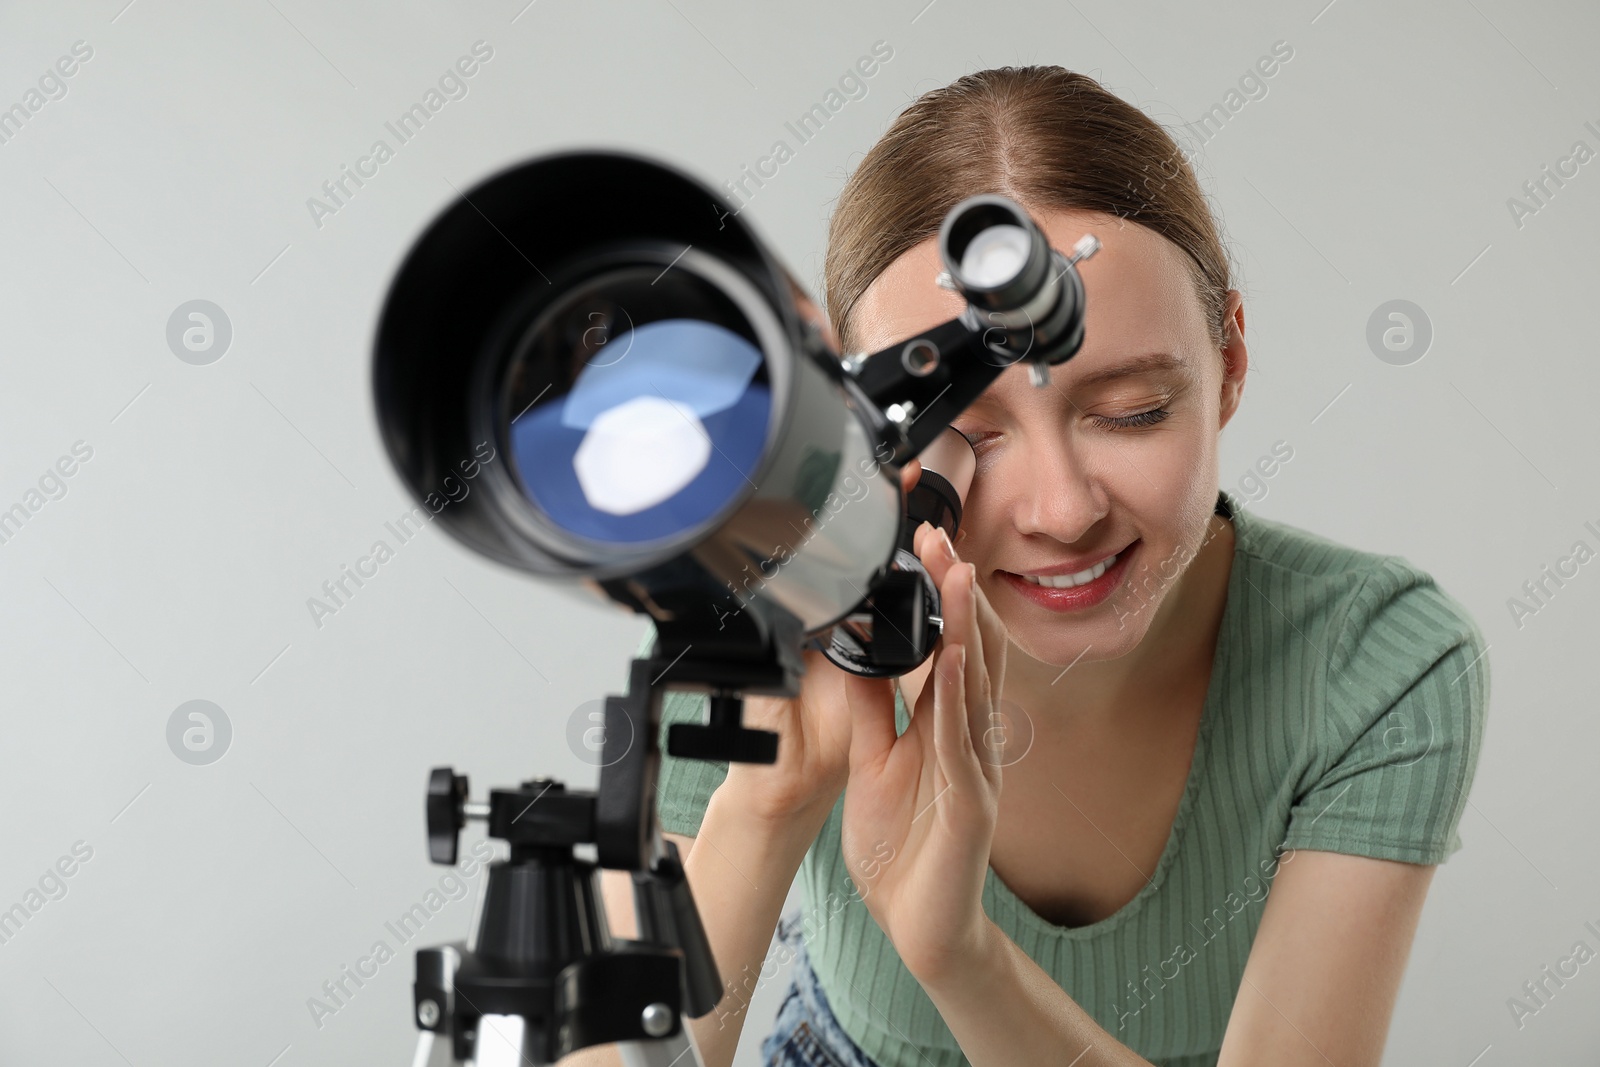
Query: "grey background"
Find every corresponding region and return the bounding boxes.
[0,0,1595,1064]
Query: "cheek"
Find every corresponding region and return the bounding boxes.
[951,424,1217,535]
[1110,419,1218,505]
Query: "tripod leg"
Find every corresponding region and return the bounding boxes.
[412,1030,458,1067]
[471,1015,529,1066]
[618,1022,704,1067]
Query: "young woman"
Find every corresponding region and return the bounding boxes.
[604,65,1488,1067]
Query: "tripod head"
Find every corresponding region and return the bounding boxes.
[414,767,719,1066]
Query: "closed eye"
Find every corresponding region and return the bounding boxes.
[955,406,1173,447]
[1092,407,1172,430]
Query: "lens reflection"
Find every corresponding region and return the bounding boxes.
[504,266,772,545]
[960,224,1029,287]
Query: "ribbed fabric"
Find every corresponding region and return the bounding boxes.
[643,488,1490,1066]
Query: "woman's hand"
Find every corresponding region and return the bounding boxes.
[838,521,1009,985]
[720,459,925,827]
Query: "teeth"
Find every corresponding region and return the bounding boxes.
[1019,553,1117,589]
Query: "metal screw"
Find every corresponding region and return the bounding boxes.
[418,999,441,1027]
[885,401,917,429]
[641,1002,674,1037]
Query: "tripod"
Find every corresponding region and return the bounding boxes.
[407,468,961,1066]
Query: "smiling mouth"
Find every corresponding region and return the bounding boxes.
[1001,543,1135,589]
[1007,554,1116,589]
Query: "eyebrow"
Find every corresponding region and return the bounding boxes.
[965,352,1188,408]
[1067,352,1188,389]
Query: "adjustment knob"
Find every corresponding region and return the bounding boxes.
[867,566,929,672]
[667,693,779,763]
[426,767,468,865]
[667,722,780,763]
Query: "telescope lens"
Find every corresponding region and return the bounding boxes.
[500,264,772,546]
[960,224,1030,288]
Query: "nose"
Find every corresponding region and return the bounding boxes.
[1011,433,1109,544]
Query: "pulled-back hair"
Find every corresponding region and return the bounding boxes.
[824,65,1233,356]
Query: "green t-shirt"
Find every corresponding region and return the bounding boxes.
[641,488,1489,1067]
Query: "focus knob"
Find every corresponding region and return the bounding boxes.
[426,767,468,865]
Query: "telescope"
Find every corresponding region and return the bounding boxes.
[372,148,1100,1066]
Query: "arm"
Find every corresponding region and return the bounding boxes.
[913,850,1435,1066]
[913,922,1156,1066]
[1206,564,1473,1061]
[1216,849,1435,1066]
[562,789,831,1067]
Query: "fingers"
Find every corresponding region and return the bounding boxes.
[900,458,922,496]
[921,526,1006,712]
[940,561,993,756]
[933,643,968,772]
[915,529,994,683]
[971,577,1007,709]
[940,557,985,698]
[910,523,1004,781]
[915,520,960,591]
[911,523,991,714]
[933,642,1000,799]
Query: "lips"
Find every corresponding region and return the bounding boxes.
[997,541,1139,613]
[1011,548,1124,588]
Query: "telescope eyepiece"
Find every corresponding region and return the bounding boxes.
[938,195,1052,312]
[936,193,1090,373]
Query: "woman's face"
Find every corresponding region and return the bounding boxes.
[850,207,1247,670]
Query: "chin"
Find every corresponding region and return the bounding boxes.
[1011,617,1147,669]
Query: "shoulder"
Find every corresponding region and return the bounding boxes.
[1319,550,1489,798]
[1240,503,1484,711]
[1326,551,1486,701]
[1230,498,1490,804]
[1228,495,1487,690]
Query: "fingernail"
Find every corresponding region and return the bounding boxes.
[939,528,957,561]
[968,563,977,592]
